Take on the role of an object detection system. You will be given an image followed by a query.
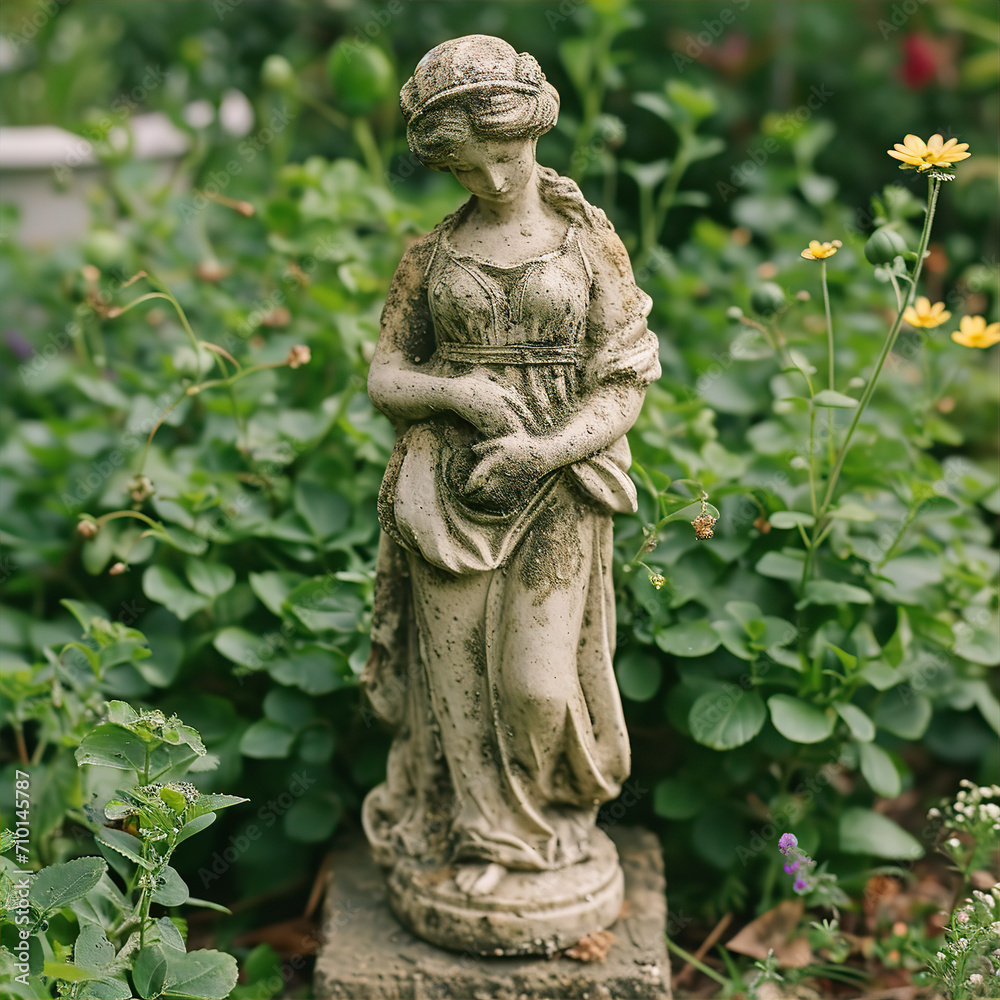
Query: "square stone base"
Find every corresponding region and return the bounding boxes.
[313,826,671,999]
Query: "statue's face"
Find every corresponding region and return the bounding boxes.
[446,137,536,204]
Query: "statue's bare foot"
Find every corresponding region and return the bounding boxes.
[454,862,506,896]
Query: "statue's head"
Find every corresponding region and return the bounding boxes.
[400,35,560,171]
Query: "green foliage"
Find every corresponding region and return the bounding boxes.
[1,691,241,999]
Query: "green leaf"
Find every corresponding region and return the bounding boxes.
[615,650,662,701]
[282,793,341,843]
[795,581,873,609]
[653,778,705,820]
[75,725,149,771]
[767,694,835,744]
[30,857,107,913]
[185,559,236,599]
[143,566,210,621]
[133,943,169,999]
[268,648,345,695]
[175,813,216,846]
[294,480,350,540]
[78,975,132,999]
[285,578,364,634]
[1,830,14,853]
[828,503,877,522]
[839,807,923,859]
[152,866,190,907]
[213,627,267,670]
[248,571,305,617]
[874,687,932,739]
[858,742,901,798]
[835,703,875,742]
[155,524,209,556]
[94,827,154,870]
[689,688,766,750]
[654,621,720,657]
[74,923,115,972]
[860,659,904,691]
[239,719,296,759]
[883,608,911,668]
[42,962,98,984]
[812,390,859,408]
[768,511,816,529]
[160,788,188,812]
[161,948,238,999]
[756,549,805,581]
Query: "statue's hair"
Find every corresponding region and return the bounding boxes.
[408,90,609,231]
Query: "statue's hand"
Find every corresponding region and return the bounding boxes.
[445,377,532,438]
[464,431,553,501]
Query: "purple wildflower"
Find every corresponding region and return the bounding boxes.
[793,878,808,893]
[783,860,799,874]
[778,832,798,854]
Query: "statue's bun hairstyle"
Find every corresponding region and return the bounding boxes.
[400,35,560,169]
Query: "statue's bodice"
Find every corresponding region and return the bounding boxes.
[424,218,593,432]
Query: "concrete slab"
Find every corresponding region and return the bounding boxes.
[313,826,671,999]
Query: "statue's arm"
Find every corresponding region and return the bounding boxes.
[539,225,661,463]
[368,238,531,436]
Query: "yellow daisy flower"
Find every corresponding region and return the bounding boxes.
[950,315,1000,349]
[903,297,951,329]
[887,133,971,172]
[801,239,842,260]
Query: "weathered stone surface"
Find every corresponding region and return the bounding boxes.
[313,826,671,999]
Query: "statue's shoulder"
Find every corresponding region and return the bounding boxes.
[395,203,467,275]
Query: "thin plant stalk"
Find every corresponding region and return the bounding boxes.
[800,175,941,583]
[820,259,835,467]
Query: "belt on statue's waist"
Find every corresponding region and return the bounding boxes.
[435,342,581,366]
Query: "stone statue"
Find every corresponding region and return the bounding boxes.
[361,34,661,956]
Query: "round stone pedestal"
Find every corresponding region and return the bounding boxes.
[385,829,624,956]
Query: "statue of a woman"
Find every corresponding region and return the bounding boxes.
[362,34,660,955]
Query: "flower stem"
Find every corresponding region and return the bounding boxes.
[800,176,941,584]
[820,259,836,468]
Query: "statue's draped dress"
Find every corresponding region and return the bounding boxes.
[363,189,660,873]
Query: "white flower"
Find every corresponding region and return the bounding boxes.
[937,951,946,960]
[947,837,961,848]
[927,807,941,818]
[980,786,993,796]
[968,974,983,986]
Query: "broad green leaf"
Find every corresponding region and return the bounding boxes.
[654,621,720,657]
[839,807,923,859]
[248,571,305,617]
[161,948,238,999]
[268,649,345,695]
[835,703,875,742]
[192,794,248,813]
[78,975,132,1000]
[294,480,350,540]
[143,566,210,621]
[860,659,903,691]
[812,390,858,408]
[239,719,296,759]
[615,650,662,701]
[75,725,149,771]
[105,701,140,728]
[160,788,187,812]
[689,688,766,750]
[74,923,114,972]
[213,627,266,670]
[953,617,1000,666]
[712,619,753,661]
[768,511,816,529]
[828,503,877,522]
[133,944,169,1000]
[156,524,208,556]
[285,578,364,634]
[795,581,873,608]
[185,559,236,600]
[874,687,931,739]
[157,916,186,951]
[767,694,835,744]
[30,857,107,913]
[42,963,98,983]
[152,866,190,907]
[653,778,705,820]
[756,549,805,581]
[282,793,342,843]
[858,742,901,798]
